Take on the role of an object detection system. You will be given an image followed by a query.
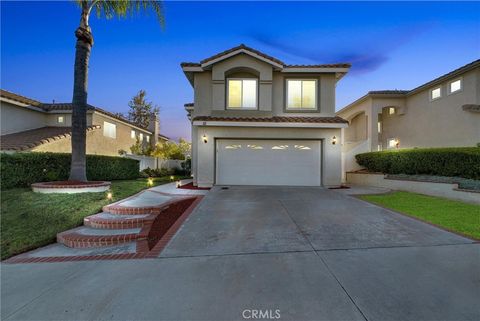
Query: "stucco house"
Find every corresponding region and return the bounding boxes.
[181,44,351,187]
[0,89,169,156]
[337,59,480,173]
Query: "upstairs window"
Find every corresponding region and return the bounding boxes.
[146,135,150,143]
[139,133,144,141]
[430,87,441,101]
[103,121,116,139]
[227,79,257,109]
[449,79,462,94]
[131,130,136,139]
[57,116,64,124]
[286,79,317,109]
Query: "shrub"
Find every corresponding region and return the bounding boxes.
[140,167,173,178]
[0,152,140,189]
[355,147,480,180]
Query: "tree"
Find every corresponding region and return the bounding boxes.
[178,138,191,157]
[127,90,160,129]
[152,141,185,160]
[69,1,164,181]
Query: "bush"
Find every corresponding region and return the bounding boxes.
[355,147,480,180]
[1,152,140,189]
[140,167,173,178]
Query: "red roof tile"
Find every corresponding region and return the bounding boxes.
[192,116,348,124]
[1,126,100,151]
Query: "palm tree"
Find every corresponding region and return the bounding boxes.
[69,0,164,181]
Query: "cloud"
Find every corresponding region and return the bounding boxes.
[248,23,433,75]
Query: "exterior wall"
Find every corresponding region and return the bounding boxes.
[45,112,93,127]
[193,125,342,188]
[90,113,153,156]
[0,101,46,135]
[191,54,338,118]
[381,69,480,148]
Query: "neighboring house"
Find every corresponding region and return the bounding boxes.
[0,89,168,156]
[337,59,480,173]
[181,44,350,187]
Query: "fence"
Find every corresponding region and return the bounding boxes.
[124,154,183,171]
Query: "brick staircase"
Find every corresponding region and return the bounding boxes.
[56,191,198,255]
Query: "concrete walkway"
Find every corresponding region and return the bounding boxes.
[2,186,479,321]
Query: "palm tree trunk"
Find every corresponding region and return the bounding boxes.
[69,25,93,181]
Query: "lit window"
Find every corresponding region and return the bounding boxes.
[287,80,317,109]
[388,138,398,149]
[139,133,144,141]
[431,87,441,100]
[57,116,64,123]
[377,121,382,133]
[146,136,150,143]
[227,79,257,108]
[388,107,395,115]
[377,144,382,151]
[103,121,116,139]
[131,130,135,139]
[449,79,462,94]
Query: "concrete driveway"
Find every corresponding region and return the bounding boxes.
[2,186,479,321]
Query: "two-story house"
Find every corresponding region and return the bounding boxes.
[337,59,480,173]
[181,44,350,187]
[0,89,169,156]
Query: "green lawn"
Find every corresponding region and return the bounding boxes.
[1,176,186,260]
[359,191,480,240]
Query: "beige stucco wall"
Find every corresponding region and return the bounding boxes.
[0,101,46,135]
[192,125,342,188]
[191,53,338,118]
[381,69,480,148]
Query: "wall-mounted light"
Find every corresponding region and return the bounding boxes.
[395,139,400,149]
[202,134,208,144]
[332,136,337,145]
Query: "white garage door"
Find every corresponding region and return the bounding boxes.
[216,139,321,186]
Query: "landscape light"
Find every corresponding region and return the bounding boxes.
[107,192,113,200]
[170,175,174,181]
[147,178,153,186]
[176,181,181,188]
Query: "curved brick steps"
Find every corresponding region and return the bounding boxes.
[57,227,144,248]
[84,212,154,229]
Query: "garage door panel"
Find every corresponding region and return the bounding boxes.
[216,139,321,186]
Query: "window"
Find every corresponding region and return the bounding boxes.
[431,87,441,100]
[103,121,116,138]
[139,133,144,141]
[388,107,395,115]
[227,79,257,108]
[146,135,150,143]
[449,79,462,94]
[377,121,382,134]
[57,116,64,124]
[131,130,135,139]
[286,80,317,109]
[377,144,382,151]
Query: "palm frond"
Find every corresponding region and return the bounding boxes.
[91,0,165,27]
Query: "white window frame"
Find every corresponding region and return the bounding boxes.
[448,78,462,95]
[286,79,318,110]
[57,116,65,124]
[103,121,116,139]
[226,78,258,109]
[430,87,442,101]
[131,130,136,139]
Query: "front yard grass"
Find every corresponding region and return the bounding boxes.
[359,191,480,240]
[1,176,186,260]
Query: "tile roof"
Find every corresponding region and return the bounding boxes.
[193,115,348,124]
[367,90,409,95]
[181,44,351,70]
[1,126,100,151]
[0,89,41,107]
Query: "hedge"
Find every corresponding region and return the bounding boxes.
[355,147,480,180]
[1,152,140,189]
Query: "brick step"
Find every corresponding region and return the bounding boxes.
[57,226,144,248]
[84,212,154,229]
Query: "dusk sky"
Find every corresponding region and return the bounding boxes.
[1,1,479,141]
